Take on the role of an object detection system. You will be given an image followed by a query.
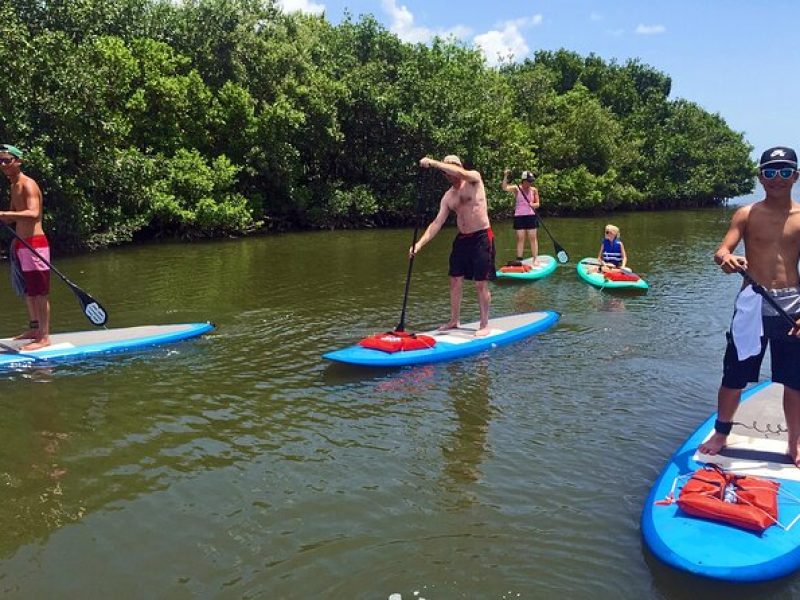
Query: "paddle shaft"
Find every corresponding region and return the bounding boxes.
[5,222,73,286]
[582,257,633,273]
[537,215,569,263]
[3,222,108,326]
[739,269,798,329]
[396,172,424,332]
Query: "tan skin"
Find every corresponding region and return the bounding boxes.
[699,166,800,465]
[0,152,51,350]
[501,169,540,265]
[411,157,493,336]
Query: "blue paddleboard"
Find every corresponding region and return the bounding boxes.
[323,310,560,367]
[642,381,800,582]
[0,323,215,369]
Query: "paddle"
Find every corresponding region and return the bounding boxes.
[739,268,799,330]
[537,215,569,263]
[581,257,634,274]
[3,222,108,326]
[395,171,425,333]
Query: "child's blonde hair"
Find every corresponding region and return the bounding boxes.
[605,224,620,239]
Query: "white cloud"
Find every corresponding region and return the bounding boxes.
[635,24,666,35]
[380,2,544,66]
[278,0,324,14]
[382,0,471,43]
[473,15,543,67]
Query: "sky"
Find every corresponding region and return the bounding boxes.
[277,0,800,198]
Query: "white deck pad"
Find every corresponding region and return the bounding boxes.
[694,382,800,481]
[694,433,800,481]
[429,328,504,344]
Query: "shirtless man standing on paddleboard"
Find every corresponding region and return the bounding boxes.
[410,155,496,337]
[0,144,51,350]
[700,146,800,465]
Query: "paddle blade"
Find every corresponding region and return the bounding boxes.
[556,248,569,264]
[72,285,108,326]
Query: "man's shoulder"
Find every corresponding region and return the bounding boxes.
[735,203,756,219]
[20,174,41,191]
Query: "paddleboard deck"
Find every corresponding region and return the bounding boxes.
[576,257,648,290]
[642,381,800,582]
[323,310,560,367]
[0,323,215,368]
[495,255,558,281]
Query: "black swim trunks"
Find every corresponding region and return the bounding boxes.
[722,314,800,391]
[449,228,496,281]
[513,214,539,230]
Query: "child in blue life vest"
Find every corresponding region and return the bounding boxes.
[592,224,628,272]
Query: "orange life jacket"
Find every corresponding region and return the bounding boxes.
[676,465,780,532]
[358,331,436,353]
[500,264,533,273]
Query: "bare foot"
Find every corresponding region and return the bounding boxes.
[475,326,491,337]
[789,441,800,468]
[13,330,37,340]
[699,433,727,455]
[533,258,541,266]
[21,338,51,351]
[436,322,459,332]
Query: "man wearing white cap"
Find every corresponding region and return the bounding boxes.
[411,154,495,336]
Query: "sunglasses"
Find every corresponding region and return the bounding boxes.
[761,167,796,179]
[0,157,15,165]
[605,230,614,235]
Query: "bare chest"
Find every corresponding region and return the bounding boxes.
[748,211,800,247]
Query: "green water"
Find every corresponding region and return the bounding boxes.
[0,206,796,599]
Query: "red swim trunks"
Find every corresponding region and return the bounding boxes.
[13,235,51,296]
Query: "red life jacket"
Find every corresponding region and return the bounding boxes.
[499,264,533,273]
[358,331,436,353]
[676,465,779,532]
[604,270,640,282]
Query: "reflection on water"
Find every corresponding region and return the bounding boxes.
[2,206,800,597]
[442,357,491,488]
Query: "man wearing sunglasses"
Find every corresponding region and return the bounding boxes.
[700,146,800,465]
[0,144,51,350]
[411,155,495,337]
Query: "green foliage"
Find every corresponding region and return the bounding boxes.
[0,0,754,250]
[149,149,255,236]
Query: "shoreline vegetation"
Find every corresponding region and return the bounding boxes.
[0,0,754,252]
